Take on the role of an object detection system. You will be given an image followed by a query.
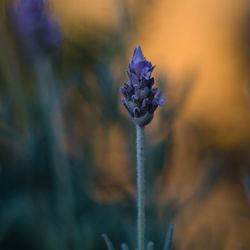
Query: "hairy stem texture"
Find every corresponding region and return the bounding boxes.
[136,125,145,250]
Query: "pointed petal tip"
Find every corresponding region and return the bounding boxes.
[131,45,145,64]
[135,44,141,50]
[136,45,142,51]
[136,45,144,56]
[160,97,166,107]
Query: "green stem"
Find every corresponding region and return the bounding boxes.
[136,125,145,250]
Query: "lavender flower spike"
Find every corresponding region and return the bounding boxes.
[120,46,165,126]
[8,0,62,58]
[103,48,171,250]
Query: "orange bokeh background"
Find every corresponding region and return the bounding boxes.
[1,0,250,249]
[51,1,250,249]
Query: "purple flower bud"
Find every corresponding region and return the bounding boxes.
[120,46,165,126]
[8,0,62,58]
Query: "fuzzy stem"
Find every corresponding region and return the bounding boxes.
[136,125,145,250]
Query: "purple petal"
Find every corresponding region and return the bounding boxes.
[129,60,153,80]
[131,46,145,65]
[119,86,126,95]
[129,72,140,86]
[151,88,158,94]
[132,94,139,102]
[141,65,155,80]
[154,92,165,107]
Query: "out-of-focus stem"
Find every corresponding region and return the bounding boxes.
[136,125,145,250]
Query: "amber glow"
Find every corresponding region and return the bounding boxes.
[53,1,250,248]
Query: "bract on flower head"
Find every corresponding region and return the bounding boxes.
[120,46,165,127]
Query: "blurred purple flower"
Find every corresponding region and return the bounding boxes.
[8,0,62,57]
[120,46,165,126]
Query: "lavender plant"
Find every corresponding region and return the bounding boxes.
[8,0,62,59]
[6,3,81,248]
[7,0,63,140]
[103,47,173,250]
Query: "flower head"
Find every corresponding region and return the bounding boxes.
[8,0,62,58]
[120,46,165,126]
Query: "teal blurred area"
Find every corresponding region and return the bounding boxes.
[0,1,170,250]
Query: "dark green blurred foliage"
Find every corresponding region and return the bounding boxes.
[0,1,175,250]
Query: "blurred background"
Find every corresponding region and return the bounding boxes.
[0,0,250,249]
